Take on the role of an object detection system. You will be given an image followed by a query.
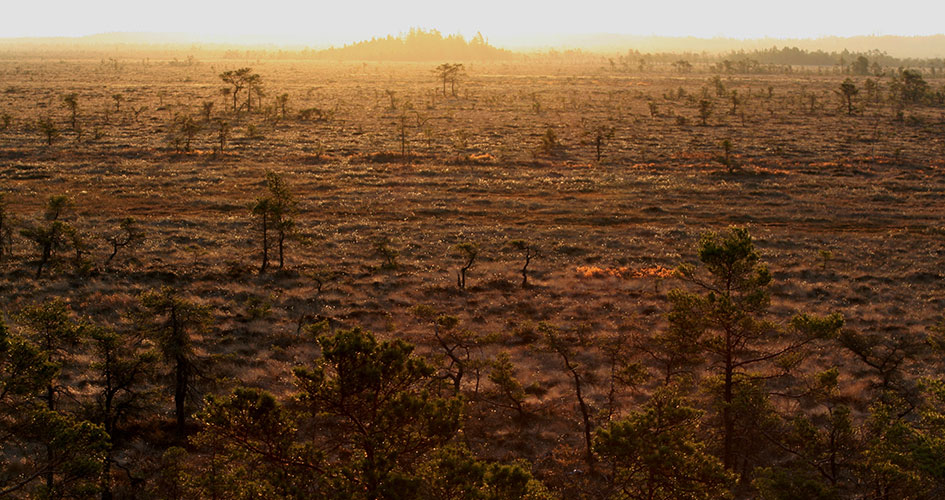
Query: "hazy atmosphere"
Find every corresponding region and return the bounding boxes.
[3,1,945,499]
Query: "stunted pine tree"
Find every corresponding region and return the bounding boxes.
[219,67,258,113]
[509,240,538,288]
[265,171,296,270]
[195,327,471,498]
[15,300,95,494]
[104,217,144,271]
[251,171,297,273]
[62,93,78,130]
[839,78,859,115]
[20,195,75,279]
[454,242,478,290]
[434,63,465,97]
[15,299,84,412]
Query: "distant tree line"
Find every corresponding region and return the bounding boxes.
[612,47,945,75]
[311,28,512,62]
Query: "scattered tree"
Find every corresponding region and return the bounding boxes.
[201,101,214,122]
[839,78,859,115]
[62,93,78,130]
[219,68,258,113]
[216,119,229,154]
[585,125,615,162]
[293,327,463,498]
[542,323,595,469]
[374,236,399,270]
[434,63,465,97]
[716,139,737,173]
[851,55,870,76]
[488,352,530,420]
[509,240,538,288]
[38,117,59,145]
[104,217,144,271]
[20,195,75,278]
[454,242,478,290]
[86,326,157,500]
[276,93,289,120]
[698,99,713,125]
[251,171,297,273]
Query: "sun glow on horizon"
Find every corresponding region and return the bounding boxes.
[4,0,945,44]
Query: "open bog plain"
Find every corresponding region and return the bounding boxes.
[2,51,945,497]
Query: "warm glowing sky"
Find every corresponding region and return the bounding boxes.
[4,0,944,44]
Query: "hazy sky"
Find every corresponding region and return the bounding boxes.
[4,0,944,43]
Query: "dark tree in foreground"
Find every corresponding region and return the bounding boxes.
[86,326,157,500]
[16,300,83,412]
[137,287,211,437]
[670,227,843,472]
[14,300,107,497]
[197,327,464,499]
[542,323,595,469]
[596,385,734,499]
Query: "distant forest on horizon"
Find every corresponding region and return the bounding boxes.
[2,28,945,70]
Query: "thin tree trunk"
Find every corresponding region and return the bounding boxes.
[260,212,269,274]
[278,230,285,269]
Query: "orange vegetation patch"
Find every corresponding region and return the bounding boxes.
[576,265,674,279]
[746,164,791,175]
[465,153,496,164]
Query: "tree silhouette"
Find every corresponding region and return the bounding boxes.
[104,217,144,271]
[434,63,465,97]
[509,240,538,288]
[839,78,859,115]
[251,171,297,273]
[219,68,258,113]
[62,93,78,130]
